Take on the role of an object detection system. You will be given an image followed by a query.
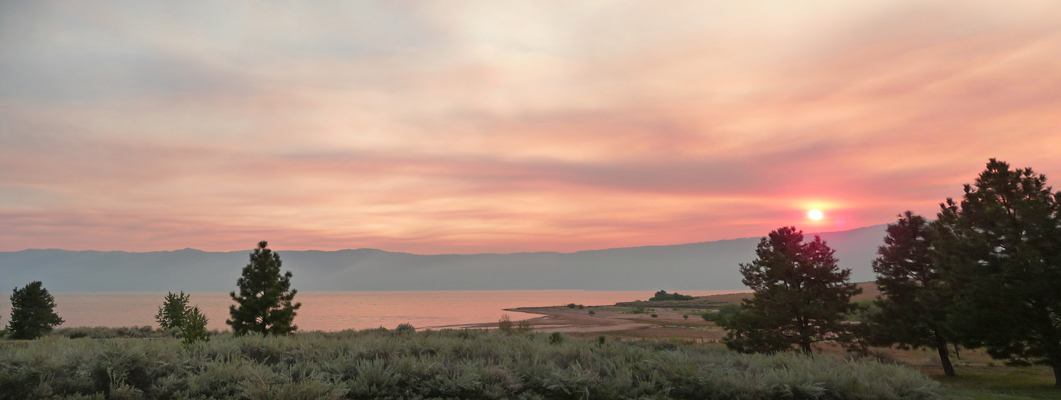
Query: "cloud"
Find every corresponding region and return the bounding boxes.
[1,0,1060,253]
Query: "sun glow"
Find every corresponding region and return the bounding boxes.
[808,210,823,220]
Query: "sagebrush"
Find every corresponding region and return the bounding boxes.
[0,329,940,400]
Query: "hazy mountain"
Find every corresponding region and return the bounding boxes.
[0,225,887,292]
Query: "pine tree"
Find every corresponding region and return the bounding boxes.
[720,226,862,353]
[227,241,301,336]
[869,211,957,376]
[935,159,1061,387]
[7,281,64,340]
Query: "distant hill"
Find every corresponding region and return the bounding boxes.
[0,225,888,292]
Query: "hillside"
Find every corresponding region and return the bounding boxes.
[0,225,888,292]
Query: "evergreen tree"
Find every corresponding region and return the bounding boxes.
[156,291,191,330]
[935,159,1061,387]
[227,241,301,336]
[6,281,64,340]
[720,227,862,353]
[869,211,957,376]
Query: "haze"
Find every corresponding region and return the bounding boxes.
[2,1,1060,254]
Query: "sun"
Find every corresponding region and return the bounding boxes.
[808,210,823,220]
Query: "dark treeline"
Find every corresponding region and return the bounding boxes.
[716,159,1061,387]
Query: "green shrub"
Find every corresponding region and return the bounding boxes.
[650,313,658,318]
[498,314,513,334]
[588,310,596,315]
[50,326,176,339]
[0,329,941,400]
[548,331,564,345]
[516,319,533,333]
[395,323,416,334]
[181,306,210,346]
[683,314,689,319]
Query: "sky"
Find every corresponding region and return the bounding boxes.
[1,1,1060,254]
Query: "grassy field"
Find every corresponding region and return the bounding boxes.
[0,328,940,400]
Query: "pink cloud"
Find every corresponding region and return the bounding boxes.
[2,1,1060,253]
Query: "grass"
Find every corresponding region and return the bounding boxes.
[0,328,941,400]
[929,366,1057,400]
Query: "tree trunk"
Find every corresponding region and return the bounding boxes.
[936,342,955,377]
[800,340,812,354]
[1054,365,1060,388]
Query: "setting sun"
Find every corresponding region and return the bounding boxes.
[808,210,823,220]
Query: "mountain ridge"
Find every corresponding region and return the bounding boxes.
[1,224,889,293]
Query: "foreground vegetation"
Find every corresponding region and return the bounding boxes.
[0,328,939,400]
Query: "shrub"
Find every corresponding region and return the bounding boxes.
[516,319,532,333]
[181,306,210,345]
[395,323,416,334]
[588,310,596,315]
[683,314,689,320]
[548,331,564,345]
[650,290,695,301]
[0,329,941,400]
[650,313,658,318]
[498,314,513,334]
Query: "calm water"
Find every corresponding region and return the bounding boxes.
[0,290,741,331]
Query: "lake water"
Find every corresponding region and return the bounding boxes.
[0,290,742,331]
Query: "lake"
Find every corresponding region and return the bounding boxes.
[0,290,742,331]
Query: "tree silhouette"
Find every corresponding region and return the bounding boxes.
[227,241,301,336]
[156,291,191,330]
[7,281,64,340]
[720,227,862,353]
[935,159,1061,387]
[869,211,957,376]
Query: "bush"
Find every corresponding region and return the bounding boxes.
[650,290,695,301]
[516,319,532,333]
[50,326,177,339]
[498,314,513,334]
[395,323,416,334]
[180,306,210,345]
[588,310,596,315]
[683,314,689,320]
[0,329,940,400]
[548,331,564,345]
[650,313,658,318]
[703,304,743,324]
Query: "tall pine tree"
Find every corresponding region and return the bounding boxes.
[935,159,1061,387]
[720,226,862,353]
[227,241,301,336]
[869,211,957,376]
